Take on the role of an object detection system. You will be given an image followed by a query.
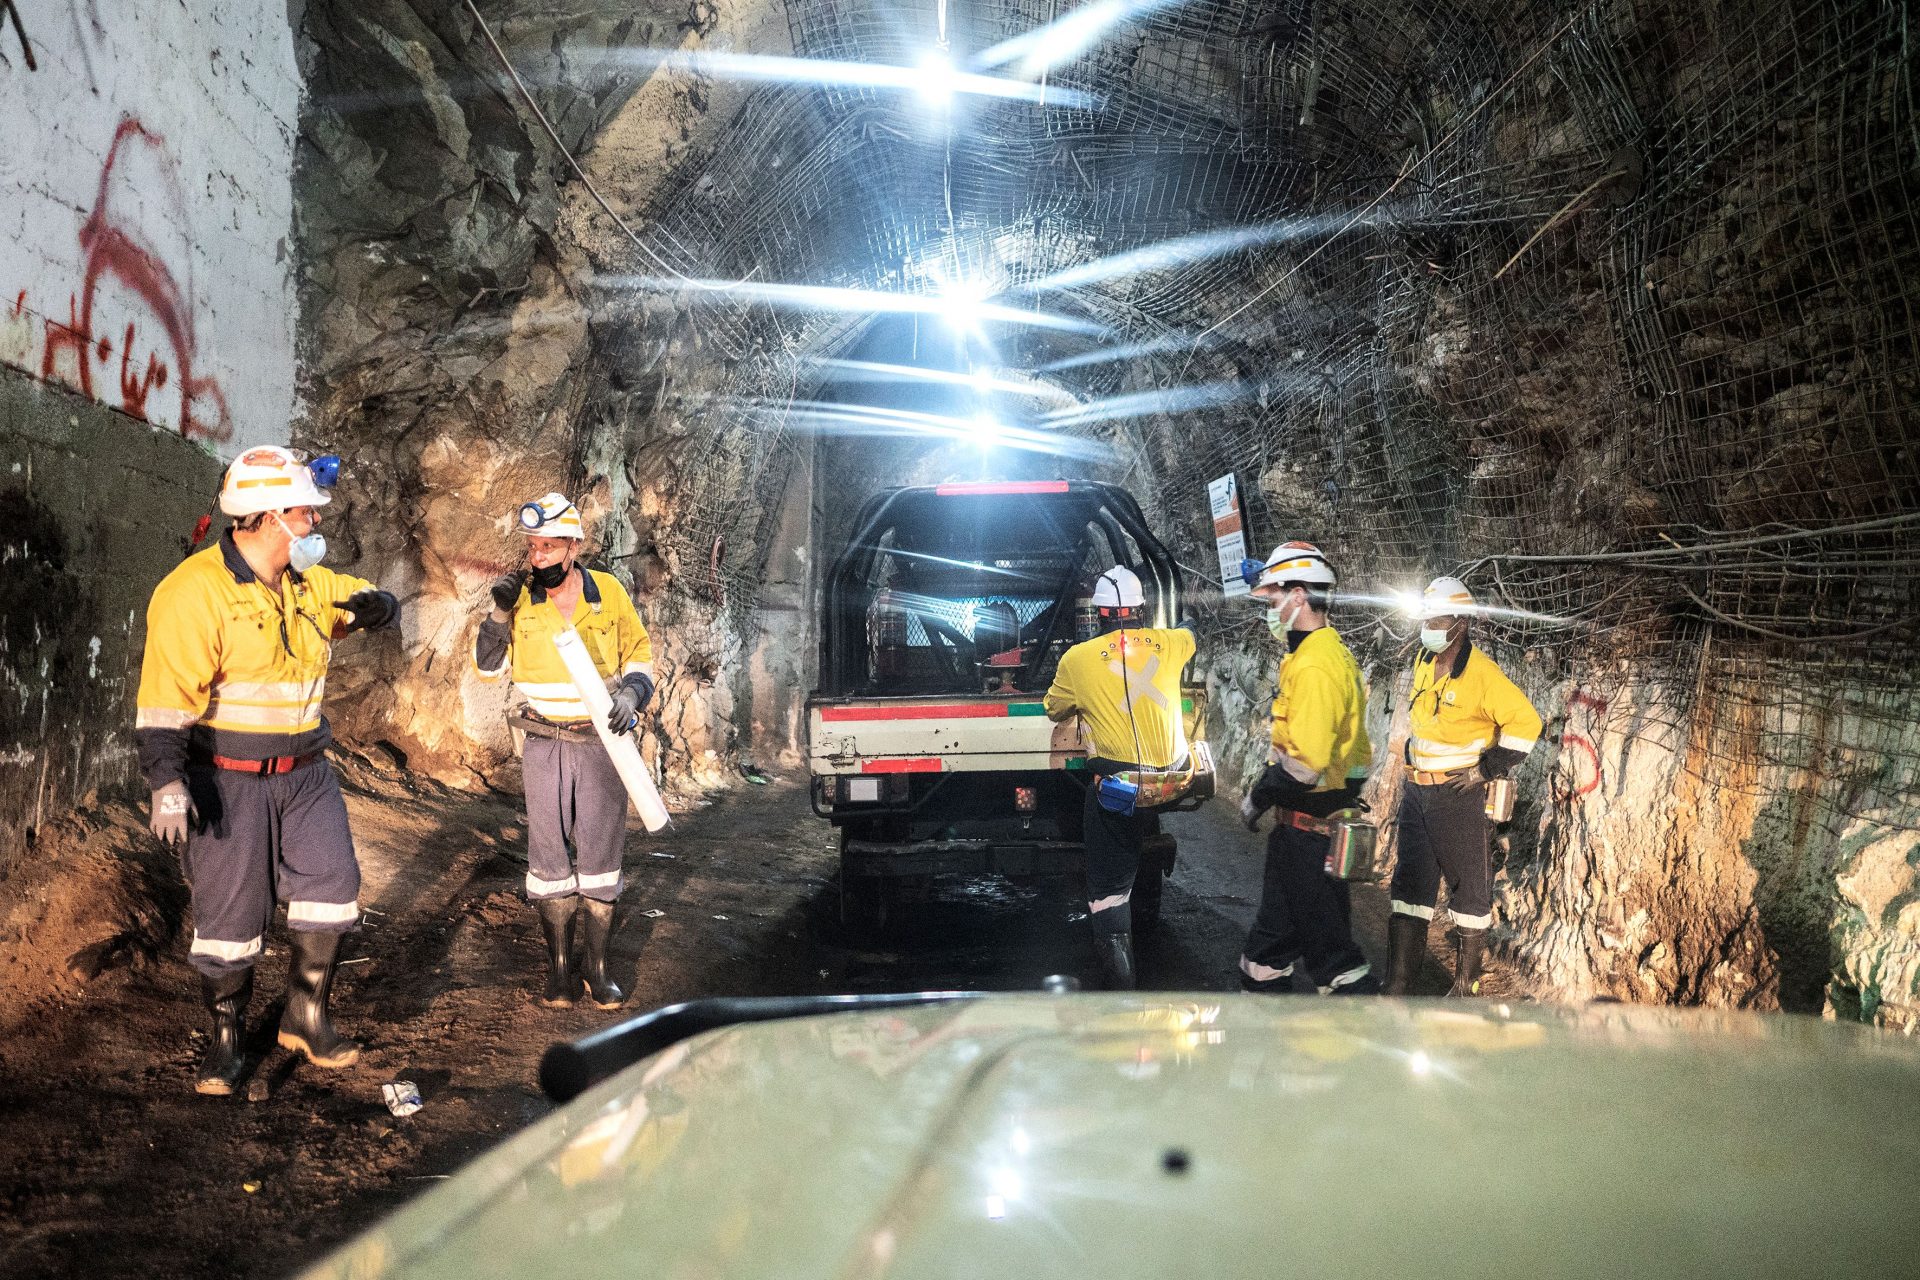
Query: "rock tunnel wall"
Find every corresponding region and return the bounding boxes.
[292,0,793,794]
[284,0,1917,1027]
[1108,0,1920,1027]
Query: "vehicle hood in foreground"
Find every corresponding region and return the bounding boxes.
[302,995,1920,1280]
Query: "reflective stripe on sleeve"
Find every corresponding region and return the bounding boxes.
[622,662,655,679]
[1498,733,1538,752]
[190,933,264,962]
[1391,900,1436,921]
[1274,751,1322,785]
[288,900,361,925]
[1318,964,1373,994]
[1239,956,1295,982]
[136,707,200,730]
[526,872,578,897]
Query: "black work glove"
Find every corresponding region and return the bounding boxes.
[343,589,399,633]
[1444,762,1487,792]
[605,673,653,735]
[490,570,528,614]
[1239,794,1268,831]
[1250,762,1313,812]
[150,780,197,847]
[1480,746,1526,781]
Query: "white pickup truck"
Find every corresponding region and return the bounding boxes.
[807,480,1214,935]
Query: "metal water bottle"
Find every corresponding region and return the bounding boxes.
[1484,777,1516,824]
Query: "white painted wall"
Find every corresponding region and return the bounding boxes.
[0,1,299,456]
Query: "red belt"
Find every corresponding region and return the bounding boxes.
[210,751,322,776]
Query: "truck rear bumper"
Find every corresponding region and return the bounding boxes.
[842,838,1084,879]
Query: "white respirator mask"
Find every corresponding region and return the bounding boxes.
[273,512,327,573]
[1419,626,1452,653]
[1264,598,1303,640]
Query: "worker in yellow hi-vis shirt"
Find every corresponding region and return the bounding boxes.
[136,446,400,1095]
[1382,576,1542,997]
[1044,566,1196,990]
[474,492,654,1010]
[1236,542,1380,995]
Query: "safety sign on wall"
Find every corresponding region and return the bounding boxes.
[1208,473,1250,599]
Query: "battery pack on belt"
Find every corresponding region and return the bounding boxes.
[210,751,322,775]
[1277,809,1335,836]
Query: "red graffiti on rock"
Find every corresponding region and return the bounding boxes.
[1559,689,1607,798]
[19,116,232,441]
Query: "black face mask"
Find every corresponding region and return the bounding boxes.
[529,561,571,592]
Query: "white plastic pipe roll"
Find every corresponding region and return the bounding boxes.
[551,628,671,832]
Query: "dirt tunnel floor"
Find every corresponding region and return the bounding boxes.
[0,766,1518,1279]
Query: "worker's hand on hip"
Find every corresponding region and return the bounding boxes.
[1444,763,1486,792]
[342,589,398,633]
[150,780,196,847]
[1239,794,1268,831]
[606,685,643,736]
[490,571,527,615]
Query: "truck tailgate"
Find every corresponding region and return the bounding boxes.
[808,698,1081,774]
[807,692,1207,775]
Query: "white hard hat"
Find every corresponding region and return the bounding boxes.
[517,492,585,540]
[1256,541,1336,589]
[219,446,333,517]
[1420,575,1476,620]
[1091,565,1146,609]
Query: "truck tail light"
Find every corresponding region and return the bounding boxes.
[1014,786,1037,812]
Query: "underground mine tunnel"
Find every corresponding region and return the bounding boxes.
[2,0,1918,1276]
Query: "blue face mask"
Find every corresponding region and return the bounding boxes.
[1420,626,1451,653]
[273,512,327,573]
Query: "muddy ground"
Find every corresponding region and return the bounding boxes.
[0,758,1514,1279]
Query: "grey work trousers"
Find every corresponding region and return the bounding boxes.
[522,732,629,901]
[181,758,360,977]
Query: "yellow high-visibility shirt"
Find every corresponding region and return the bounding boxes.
[476,569,653,724]
[1268,626,1372,790]
[1406,640,1542,772]
[135,534,375,782]
[1044,627,1195,769]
